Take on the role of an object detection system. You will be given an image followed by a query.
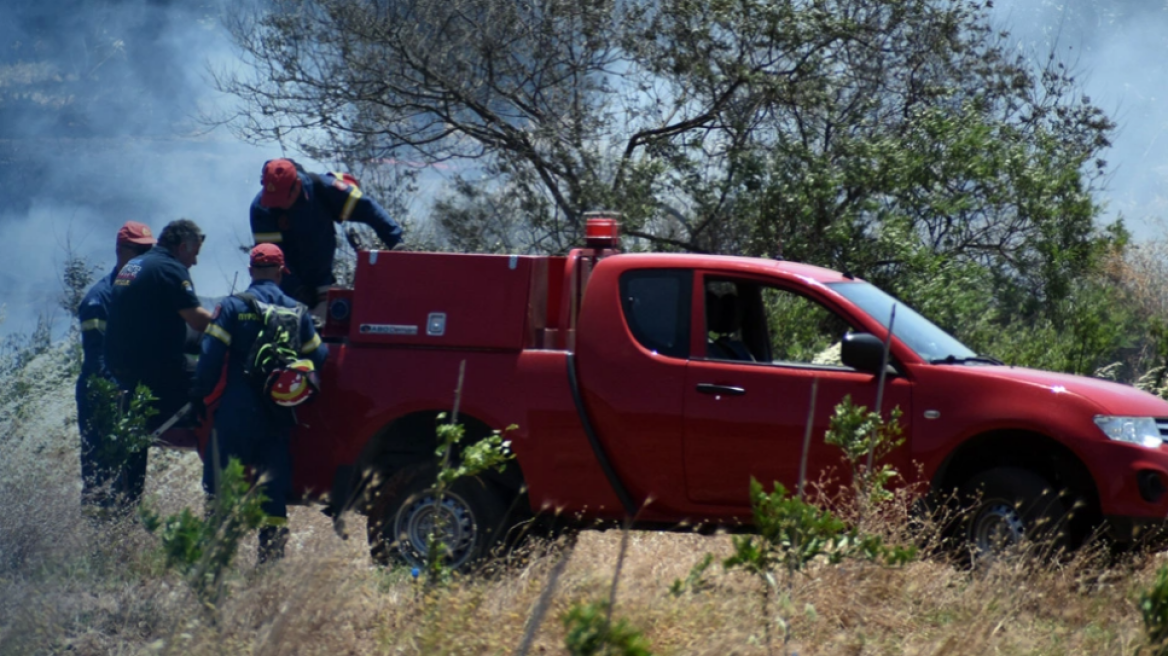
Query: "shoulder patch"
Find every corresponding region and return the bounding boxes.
[211,304,221,320]
[115,261,142,284]
[182,280,193,291]
[333,178,350,192]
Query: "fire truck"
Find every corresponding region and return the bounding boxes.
[179,217,1168,568]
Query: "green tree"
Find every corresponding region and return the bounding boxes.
[221,0,1111,251]
[220,0,1127,373]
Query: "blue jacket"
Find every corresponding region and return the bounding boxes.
[250,171,403,293]
[77,267,117,384]
[106,246,202,385]
[195,279,328,436]
[75,267,117,412]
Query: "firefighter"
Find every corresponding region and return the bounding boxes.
[105,218,213,507]
[76,221,157,508]
[194,243,328,564]
[250,158,403,317]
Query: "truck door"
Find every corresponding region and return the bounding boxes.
[682,275,913,508]
[572,267,694,518]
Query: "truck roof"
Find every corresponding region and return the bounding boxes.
[600,252,857,285]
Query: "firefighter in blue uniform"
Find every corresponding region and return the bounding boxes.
[77,221,157,507]
[194,243,329,563]
[250,158,403,316]
[105,219,213,507]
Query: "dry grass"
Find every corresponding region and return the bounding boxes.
[0,455,1162,655]
[1,349,1165,655]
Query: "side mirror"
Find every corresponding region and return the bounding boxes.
[841,332,888,374]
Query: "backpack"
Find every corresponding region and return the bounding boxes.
[236,293,318,407]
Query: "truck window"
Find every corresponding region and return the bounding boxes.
[705,280,756,361]
[762,286,853,365]
[619,270,692,358]
[703,278,853,365]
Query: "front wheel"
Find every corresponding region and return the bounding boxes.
[960,467,1071,562]
[367,466,508,571]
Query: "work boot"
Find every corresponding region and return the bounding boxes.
[257,526,289,565]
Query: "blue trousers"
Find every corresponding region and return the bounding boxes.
[201,399,293,520]
[109,368,191,507]
[77,377,115,505]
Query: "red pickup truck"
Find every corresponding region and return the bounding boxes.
[190,218,1168,567]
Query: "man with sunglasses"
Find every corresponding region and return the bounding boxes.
[250,158,403,317]
[105,218,213,508]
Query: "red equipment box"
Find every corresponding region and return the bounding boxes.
[348,250,546,350]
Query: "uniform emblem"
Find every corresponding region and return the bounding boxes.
[211,304,221,320]
[182,280,193,291]
[115,262,142,286]
[333,179,350,192]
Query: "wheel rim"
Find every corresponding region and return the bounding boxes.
[971,501,1026,555]
[393,490,479,569]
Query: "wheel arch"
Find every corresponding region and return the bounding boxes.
[352,409,527,512]
[931,429,1102,543]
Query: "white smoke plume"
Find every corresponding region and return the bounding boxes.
[0,0,319,337]
[1,0,1166,337]
[989,0,1168,238]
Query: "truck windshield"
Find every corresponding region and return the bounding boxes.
[826,282,978,363]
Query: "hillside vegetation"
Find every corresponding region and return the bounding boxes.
[6,288,1168,655]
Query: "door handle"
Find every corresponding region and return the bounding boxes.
[696,383,746,396]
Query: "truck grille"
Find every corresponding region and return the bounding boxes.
[1158,419,1168,439]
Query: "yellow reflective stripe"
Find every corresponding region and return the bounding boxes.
[254,232,283,244]
[206,323,232,346]
[339,185,362,222]
[300,333,322,354]
[80,318,107,332]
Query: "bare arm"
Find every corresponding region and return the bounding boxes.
[179,306,213,333]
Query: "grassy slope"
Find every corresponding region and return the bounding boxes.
[0,346,1164,655]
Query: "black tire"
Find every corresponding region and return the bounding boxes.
[366,465,508,571]
[366,466,427,567]
[960,467,1071,562]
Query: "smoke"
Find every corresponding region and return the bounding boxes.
[2,0,1167,336]
[989,0,1168,238]
[0,0,313,337]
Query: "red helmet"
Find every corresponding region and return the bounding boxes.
[266,359,319,407]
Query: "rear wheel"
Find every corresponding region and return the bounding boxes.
[960,467,1070,562]
[367,465,508,571]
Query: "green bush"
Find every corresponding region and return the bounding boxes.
[141,458,269,608]
[1142,564,1168,655]
[84,377,157,467]
[562,601,653,656]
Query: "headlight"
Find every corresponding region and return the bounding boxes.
[1093,416,1164,448]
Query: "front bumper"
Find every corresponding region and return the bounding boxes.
[1105,515,1168,546]
[1080,438,1168,520]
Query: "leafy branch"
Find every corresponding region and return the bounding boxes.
[141,458,269,609]
[84,377,157,467]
